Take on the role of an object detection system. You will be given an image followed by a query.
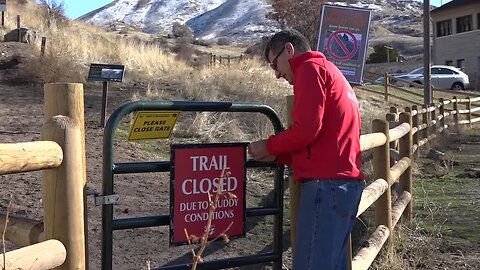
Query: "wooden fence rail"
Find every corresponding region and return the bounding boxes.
[3,239,66,270]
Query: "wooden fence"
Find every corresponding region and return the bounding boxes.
[361,71,480,104]
[0,84,86,270]
[206,53,252,67]
[286,93,480,269]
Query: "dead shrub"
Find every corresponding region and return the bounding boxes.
[171,22,193,39]
[216,37,231,46]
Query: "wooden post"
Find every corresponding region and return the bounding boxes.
[44,83,85,184]
[17,15,21,42]
[227,55,231,65]
[213,55,216,66]
[439,98,445,133]
[101,81,109,128]
[240,54,243,62]
[466,97,472,128]
[372,119,393,250]
[412,105,419,159]
[41,116,85,270]
[3,240,66,270]
[43,83,87,267]
[1,11,4,27]
[453,96,459,131]
[430,103,436,136]
[40,37,47,58]
[386,112,397,167]
[219,55,222,65]
[384,73,388,101]
[422,105,429,148]
[398,112,413,222]
[389,107,399,153]
[286,95,299,254]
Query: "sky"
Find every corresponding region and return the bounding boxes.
[60,0,453,20]
[62,0,112,19]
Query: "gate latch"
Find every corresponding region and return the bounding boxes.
[95,194,120,206]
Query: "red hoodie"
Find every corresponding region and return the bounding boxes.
[266,51,364,182]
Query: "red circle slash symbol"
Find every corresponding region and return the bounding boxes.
[326,30,358,61]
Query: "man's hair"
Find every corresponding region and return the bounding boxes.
[264,29,312,62]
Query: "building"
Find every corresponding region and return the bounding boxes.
[431,0,480,90]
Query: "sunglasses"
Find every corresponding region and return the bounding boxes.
[269,46,285,70]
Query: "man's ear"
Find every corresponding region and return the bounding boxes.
[285,42,295,56]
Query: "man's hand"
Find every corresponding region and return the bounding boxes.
[248,140,276,162]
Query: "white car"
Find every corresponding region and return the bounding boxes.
[394,65,470,90]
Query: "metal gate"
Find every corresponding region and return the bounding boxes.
[100,100,286,270]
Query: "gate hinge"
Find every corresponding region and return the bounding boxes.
[95,194,120,206]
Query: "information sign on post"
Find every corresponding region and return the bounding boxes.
[316,4,372,84]
[87,63,126,127]
[170,143,247,245]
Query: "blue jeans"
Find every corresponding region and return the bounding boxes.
[292,179,364,270]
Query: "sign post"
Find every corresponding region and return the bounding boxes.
[0,0,6,27]
[87,63,126,127]
[316,4,372,84]
[170,143,247,245]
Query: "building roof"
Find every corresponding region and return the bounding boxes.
[431,0,476,13]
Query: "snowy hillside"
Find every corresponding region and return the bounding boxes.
[80,0,429,56]
[79,0,280,42]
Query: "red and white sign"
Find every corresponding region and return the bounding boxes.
[170,143,246,245]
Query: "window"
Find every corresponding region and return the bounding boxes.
[437,68,456,75]
[445,60,453,66]
[457,59,465,70]
[436,19,452,37]
[456,15,472,33]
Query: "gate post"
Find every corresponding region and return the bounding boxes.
[42,116,85,270]
[44,83,88,268]
[285,95,299,254]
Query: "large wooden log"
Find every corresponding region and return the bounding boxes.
[389,157,411,183]
[357,178,388,217]
[41,116,85,270]
[0,214,43,247]
[388,123,410,143]
[352,225,390,270]
[3,240,66,270]
[359,132,387,151]
[0,141,62,175]
[392,191,412,227]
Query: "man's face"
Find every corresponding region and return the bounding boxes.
[268,45,294,85]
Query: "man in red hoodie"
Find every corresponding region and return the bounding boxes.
[248,29,364,270]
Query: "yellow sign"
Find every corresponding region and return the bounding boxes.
[128,111,180,140]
